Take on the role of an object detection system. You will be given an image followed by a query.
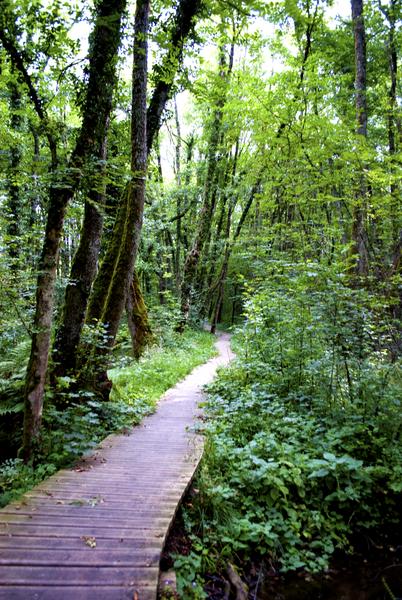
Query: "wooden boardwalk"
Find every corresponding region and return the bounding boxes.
[0,334,234,600]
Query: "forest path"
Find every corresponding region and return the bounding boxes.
[0,333,234,600]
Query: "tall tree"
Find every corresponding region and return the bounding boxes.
[84,0,150,387]
[178,39,235,330]
[5,81,23,270]
[210,178,261,333]
[0,0,128,460]
[81,0,204,376]
[350,0,369,276]
[379,0,402,275]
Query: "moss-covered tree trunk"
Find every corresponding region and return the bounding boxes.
[11,0,127,461]
[52,137,109,377]
[83,0,204,366]
[82,0,149,393]
[126,270,153,359]
[51,0,129,379]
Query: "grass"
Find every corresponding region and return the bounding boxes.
[109,329,217,409]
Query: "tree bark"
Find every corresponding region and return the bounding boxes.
[6,81,23,270]
[84,0,204,365]
[81,0,149,393]
[52,136,108,377]
[210,180,261,334]
[51,0,129,378]
[126,270,153,359]
[15,0,127,460]
[380,0,402,274]
[350,0,369,276]
[174,98,182,290]
[146,0,203,152]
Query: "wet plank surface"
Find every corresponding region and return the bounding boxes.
[0,334,234,600]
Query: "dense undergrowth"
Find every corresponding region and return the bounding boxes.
[0,327,216,508]
[174,265,402,598]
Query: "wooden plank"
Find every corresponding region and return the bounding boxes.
[0,565,159,586]
[0,536,160,551]
[2,496,177,509]
[20,483,187,495]
[0,525,169,537]
[0,548,160,566]
[0,586,155,600]
[0,506,175,519]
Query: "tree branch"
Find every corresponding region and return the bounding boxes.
[0,24,58,166]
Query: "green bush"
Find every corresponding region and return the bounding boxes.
[176,265,402,588]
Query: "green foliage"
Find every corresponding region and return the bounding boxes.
[174,550,207,599]
[0,0,401,589]
[238,264,401,416]
[175,266,402,589]
[0,458,56,508]
[0,338,31,457]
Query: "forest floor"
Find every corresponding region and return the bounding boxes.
[163,499,402,600]
[0,333,234,599]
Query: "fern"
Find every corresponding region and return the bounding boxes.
[0,339,30,379]
[0,398,24,416]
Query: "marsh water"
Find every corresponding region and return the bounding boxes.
[258,551,402,600]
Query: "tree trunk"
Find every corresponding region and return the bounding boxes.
[210,180,260,334]
[81,0,150,393]
[126,270,153,359]
[380,0,402,273]
[146,0,203,152]
[62,0,203,375]
[6,81,23,270]
[205,142,240,316]
[83,0,204,366]
[52,137,108,377]
[99,0,149,346]
[174,97,182,290]
[350,0,369,276]
[18,0,127,460]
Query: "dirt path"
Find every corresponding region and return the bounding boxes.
[0,333,234,600]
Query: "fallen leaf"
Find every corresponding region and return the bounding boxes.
[89,495,104,507]
[81,536,97,548]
